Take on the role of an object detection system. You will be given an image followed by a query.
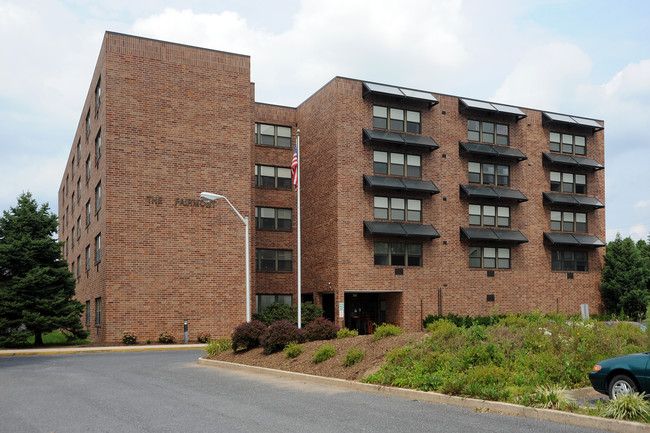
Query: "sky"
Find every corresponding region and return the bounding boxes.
[1,0,649,242]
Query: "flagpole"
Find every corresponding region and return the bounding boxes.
[296,130,302,328]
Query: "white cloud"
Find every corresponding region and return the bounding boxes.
[635,200,650,209]
[492,43,592,110]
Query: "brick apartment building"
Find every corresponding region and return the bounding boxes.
[58,32,606,343]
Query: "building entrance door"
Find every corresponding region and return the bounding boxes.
[344,293,380,335]
[321,293,335,322]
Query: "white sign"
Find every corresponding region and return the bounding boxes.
[339,302,344,318]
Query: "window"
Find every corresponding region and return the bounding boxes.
[95,297,102,325]
[469,247,510,269]
[469,205,510,227]
[76,217,81,240]
[373,105,421,134]
[550,211,587,233]
[85,300,91,326]
[95,181,101,212]
[62,215,65,231]
[95,129,102,162]
[468,120,509,145]
[86,155,91,181]
[254,165,292,189]
[77,178,81,201]
[66,175,69,197]
[95,76,101,114]
[71,157,75,177]
[76,256,81,277]
[256,294,292,313]
[85,200,91,226]
[374,197,421,222]
[85,245,91,271]
[71,227,75,247]
[373,151,421,177]
[255,207,292,230]
[95,233,101,263]
[65,238,69,258]
[468,162,509,186]
[552,250,588,271]
[71,192,75,212]
[254,123,292,147]
[374,242,422,266]
[76,139,81,162]
[550,132,586,156]
[550,171,586,194]
[85,109,90,137]
[256,249,292,272]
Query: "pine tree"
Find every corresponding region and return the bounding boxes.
[600,234,650,319]
[0,192,87,346]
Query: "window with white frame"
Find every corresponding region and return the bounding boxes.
[85,245,91,271]
[550,171,586,194]
[256,249,292,271]
[85,109,90,137]
[95,181,101,212]
[468,162,509,186]
[95,297,102,325]
[254,123,292,147]
[85,200,91,226]
[550,132,586,155]
[373,105,421,134]
[95,233,101,263]
[469,246,510,269]
[85,300,91,326]
[255,207,292,230]
[550,211,587,233]
[86,155,91,181]
[373,151,421,177]
[374,197,421,222]
[95,76,101,114]
[255,165,292,189]
[374,242,422,266]
[468,120,509,146]
[552,250,588,271]
[256,294,292,313]
[95,129,102,162]
[469,204,510,227]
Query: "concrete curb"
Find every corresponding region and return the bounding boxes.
[0,344,206,357]
[197,358,649,433]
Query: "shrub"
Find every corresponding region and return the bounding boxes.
[373,323,404,341]
[196,332,211,344]
[231,320,267,352]
[261,320,303,355]
[531,384,569,409]
[600,392,650,421]
[252,302,325,326]
[312,344,336,364]
[337,327,359,339]
[157,331,175,344]
[342,347,365,367]
[284,341,303,359]
[304,317,338,341]
[205,338,231,357]
[121,331,137,345]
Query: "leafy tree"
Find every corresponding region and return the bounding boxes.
[0,193,87,346]
[600,234,650,319]
[252,301,324,326]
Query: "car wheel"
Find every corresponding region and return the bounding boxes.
[608,374,638,399]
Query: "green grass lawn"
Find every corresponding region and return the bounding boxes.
[12,330,90,348]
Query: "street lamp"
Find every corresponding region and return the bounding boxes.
[200,192,251,322]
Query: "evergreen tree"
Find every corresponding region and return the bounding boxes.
[600,234,650,319]
[0,193,87,346]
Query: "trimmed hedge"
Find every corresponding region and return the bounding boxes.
[231,320,267,352]
[303,317,338,341]
[260,320,303,355]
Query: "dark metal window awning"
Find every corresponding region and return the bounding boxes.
[364,221,440,239]
[542,152,604,171]
[458,98,527,122]
[459,185,528,203]
[543,192,604,209]
[362,82,439,108]
[362,129,440,152]
[543,232,605,248]
[363,175,440,195]
[542,112,604,133]
[460,227,528,244]
[459,142,527,162]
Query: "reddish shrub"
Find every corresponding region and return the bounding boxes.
[260,320,304,355]
[231,320,267,352]
[303,317,338,341]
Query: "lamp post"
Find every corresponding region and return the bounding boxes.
[200,192,251,322]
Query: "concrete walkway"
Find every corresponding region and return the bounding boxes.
[0,343,206,356]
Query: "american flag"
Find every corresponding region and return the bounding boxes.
[291,137,299,190]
